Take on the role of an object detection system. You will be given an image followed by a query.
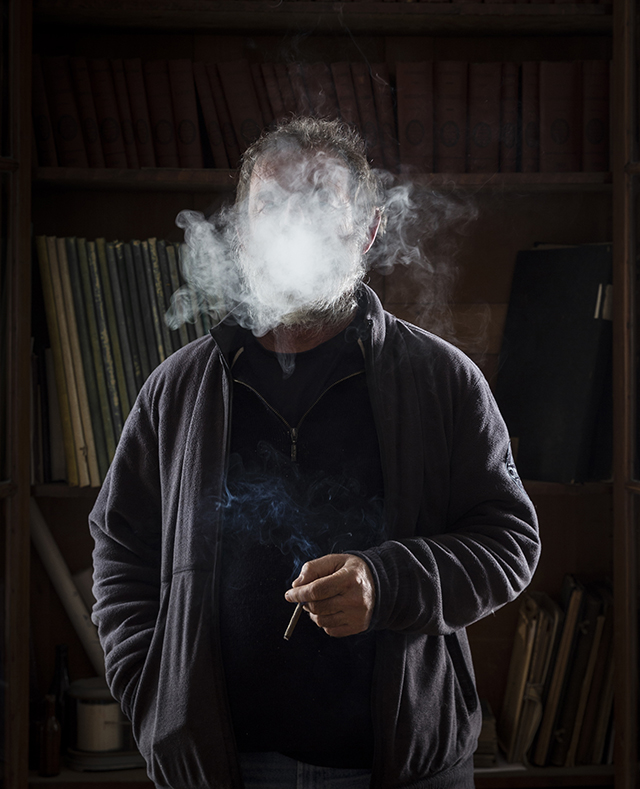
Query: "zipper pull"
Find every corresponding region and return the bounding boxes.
[290,427,298,462]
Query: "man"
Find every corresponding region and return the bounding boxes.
[90,117,540,789]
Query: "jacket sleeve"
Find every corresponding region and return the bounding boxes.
[89,387,163,719]
[359,371,540,636]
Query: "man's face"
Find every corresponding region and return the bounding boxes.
[237,150,367,329]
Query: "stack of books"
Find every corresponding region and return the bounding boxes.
[32,56,610,175]
[498,576,615,768]
[33,236,211,487]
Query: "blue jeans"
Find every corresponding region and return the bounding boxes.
[238,752,372,789]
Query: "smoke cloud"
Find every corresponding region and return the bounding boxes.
[168,155,477,343]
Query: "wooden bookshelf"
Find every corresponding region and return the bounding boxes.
[32,167,613,193]
[33,0,612,35]
[13,0,636,786]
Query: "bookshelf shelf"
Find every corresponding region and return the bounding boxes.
[28,768,152,787]
[32,168,612,193]
[474,764,615,788]
[31,483,101,499]
[33,1,612,35]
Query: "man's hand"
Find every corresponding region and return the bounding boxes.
[284,554,375,637]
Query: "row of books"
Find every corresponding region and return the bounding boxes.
[33,56,609,175]
[33,236,209,487]
[498,576,614,768]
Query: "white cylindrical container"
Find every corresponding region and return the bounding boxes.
[68,678,123,752]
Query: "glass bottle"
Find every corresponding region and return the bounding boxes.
[38,694,61,776]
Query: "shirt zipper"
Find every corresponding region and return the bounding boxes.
[233,370,364,462]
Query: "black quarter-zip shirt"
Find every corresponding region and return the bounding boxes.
[219,320,385,768]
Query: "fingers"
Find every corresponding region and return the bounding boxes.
[284,554,376,638]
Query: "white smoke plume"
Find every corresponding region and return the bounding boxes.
[168,154,477,343]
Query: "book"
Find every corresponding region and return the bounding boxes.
[549,585,604,766]
[68,57,105,168]
[165,242,190,349]
[217,60,264,152]
[539,61,582,172]
[531,575,586,766]
[495,243,613,483]
[76,238,118,462]
[65,237,110,480]
[193,62,230,169]
[35,236,79,485]
[565,582,611,766]
[331,62,362,134]
[41,56,89,167]
[206,63,241,168]
[140,239,167,365]
[105,240,138,405]
[260,63,286,123]
[498,594,540,763]
[143,60,180,167]
[148,238,175,356]
[287,62,312,116]
[57,237,101,486]
[521,62,540,173]
[303,62,340,120]
[110,59,140,169]
[251,62,275,128]
[156,239,182,353]
[47,237,91,486]
[121,241,152,384]
[371,63,399,172]
[467,62,501,173]
[434,61,467,173]
[582,60,610,172]
[168,59,204,168]
[86,239,125,442]
[274,63,299,119]
[575,583,614,764]
[45,347,66,481]
[87,58,128,168]
[114,241,145,393]
[514,593,562,763]
[32,55,58,167]
[131,239,161,371]
[396,61,433,173]
[499,62,519,173]
[351,63,384,167]
[123,58,157,167]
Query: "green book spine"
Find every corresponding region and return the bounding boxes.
[148,237,174,356]
[47,236,91,487]
[140,239,166,365]
[77,238,117,462]
[165,242,190,348]
[86,239,124,443]
[35,236,79,486]
[58,237,101,486]
[157,239,182,352]
[96,237,130,421]
[123,241,151,382]
[131,239,160,372]
[105,240,137,406]
[66,237,110,481]
[115,241,145,392]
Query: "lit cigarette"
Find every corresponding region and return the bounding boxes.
[284,603,304,640]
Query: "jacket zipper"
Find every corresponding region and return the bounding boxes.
[234,370,364,462]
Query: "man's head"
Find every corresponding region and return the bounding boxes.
[234,118,384,330]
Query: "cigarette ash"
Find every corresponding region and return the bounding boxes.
[220,443,386,583]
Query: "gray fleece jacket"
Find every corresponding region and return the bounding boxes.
[89,285,540,789]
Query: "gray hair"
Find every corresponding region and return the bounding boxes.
[235,116,386,234]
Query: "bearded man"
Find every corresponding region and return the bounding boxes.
[89,117,540,789]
